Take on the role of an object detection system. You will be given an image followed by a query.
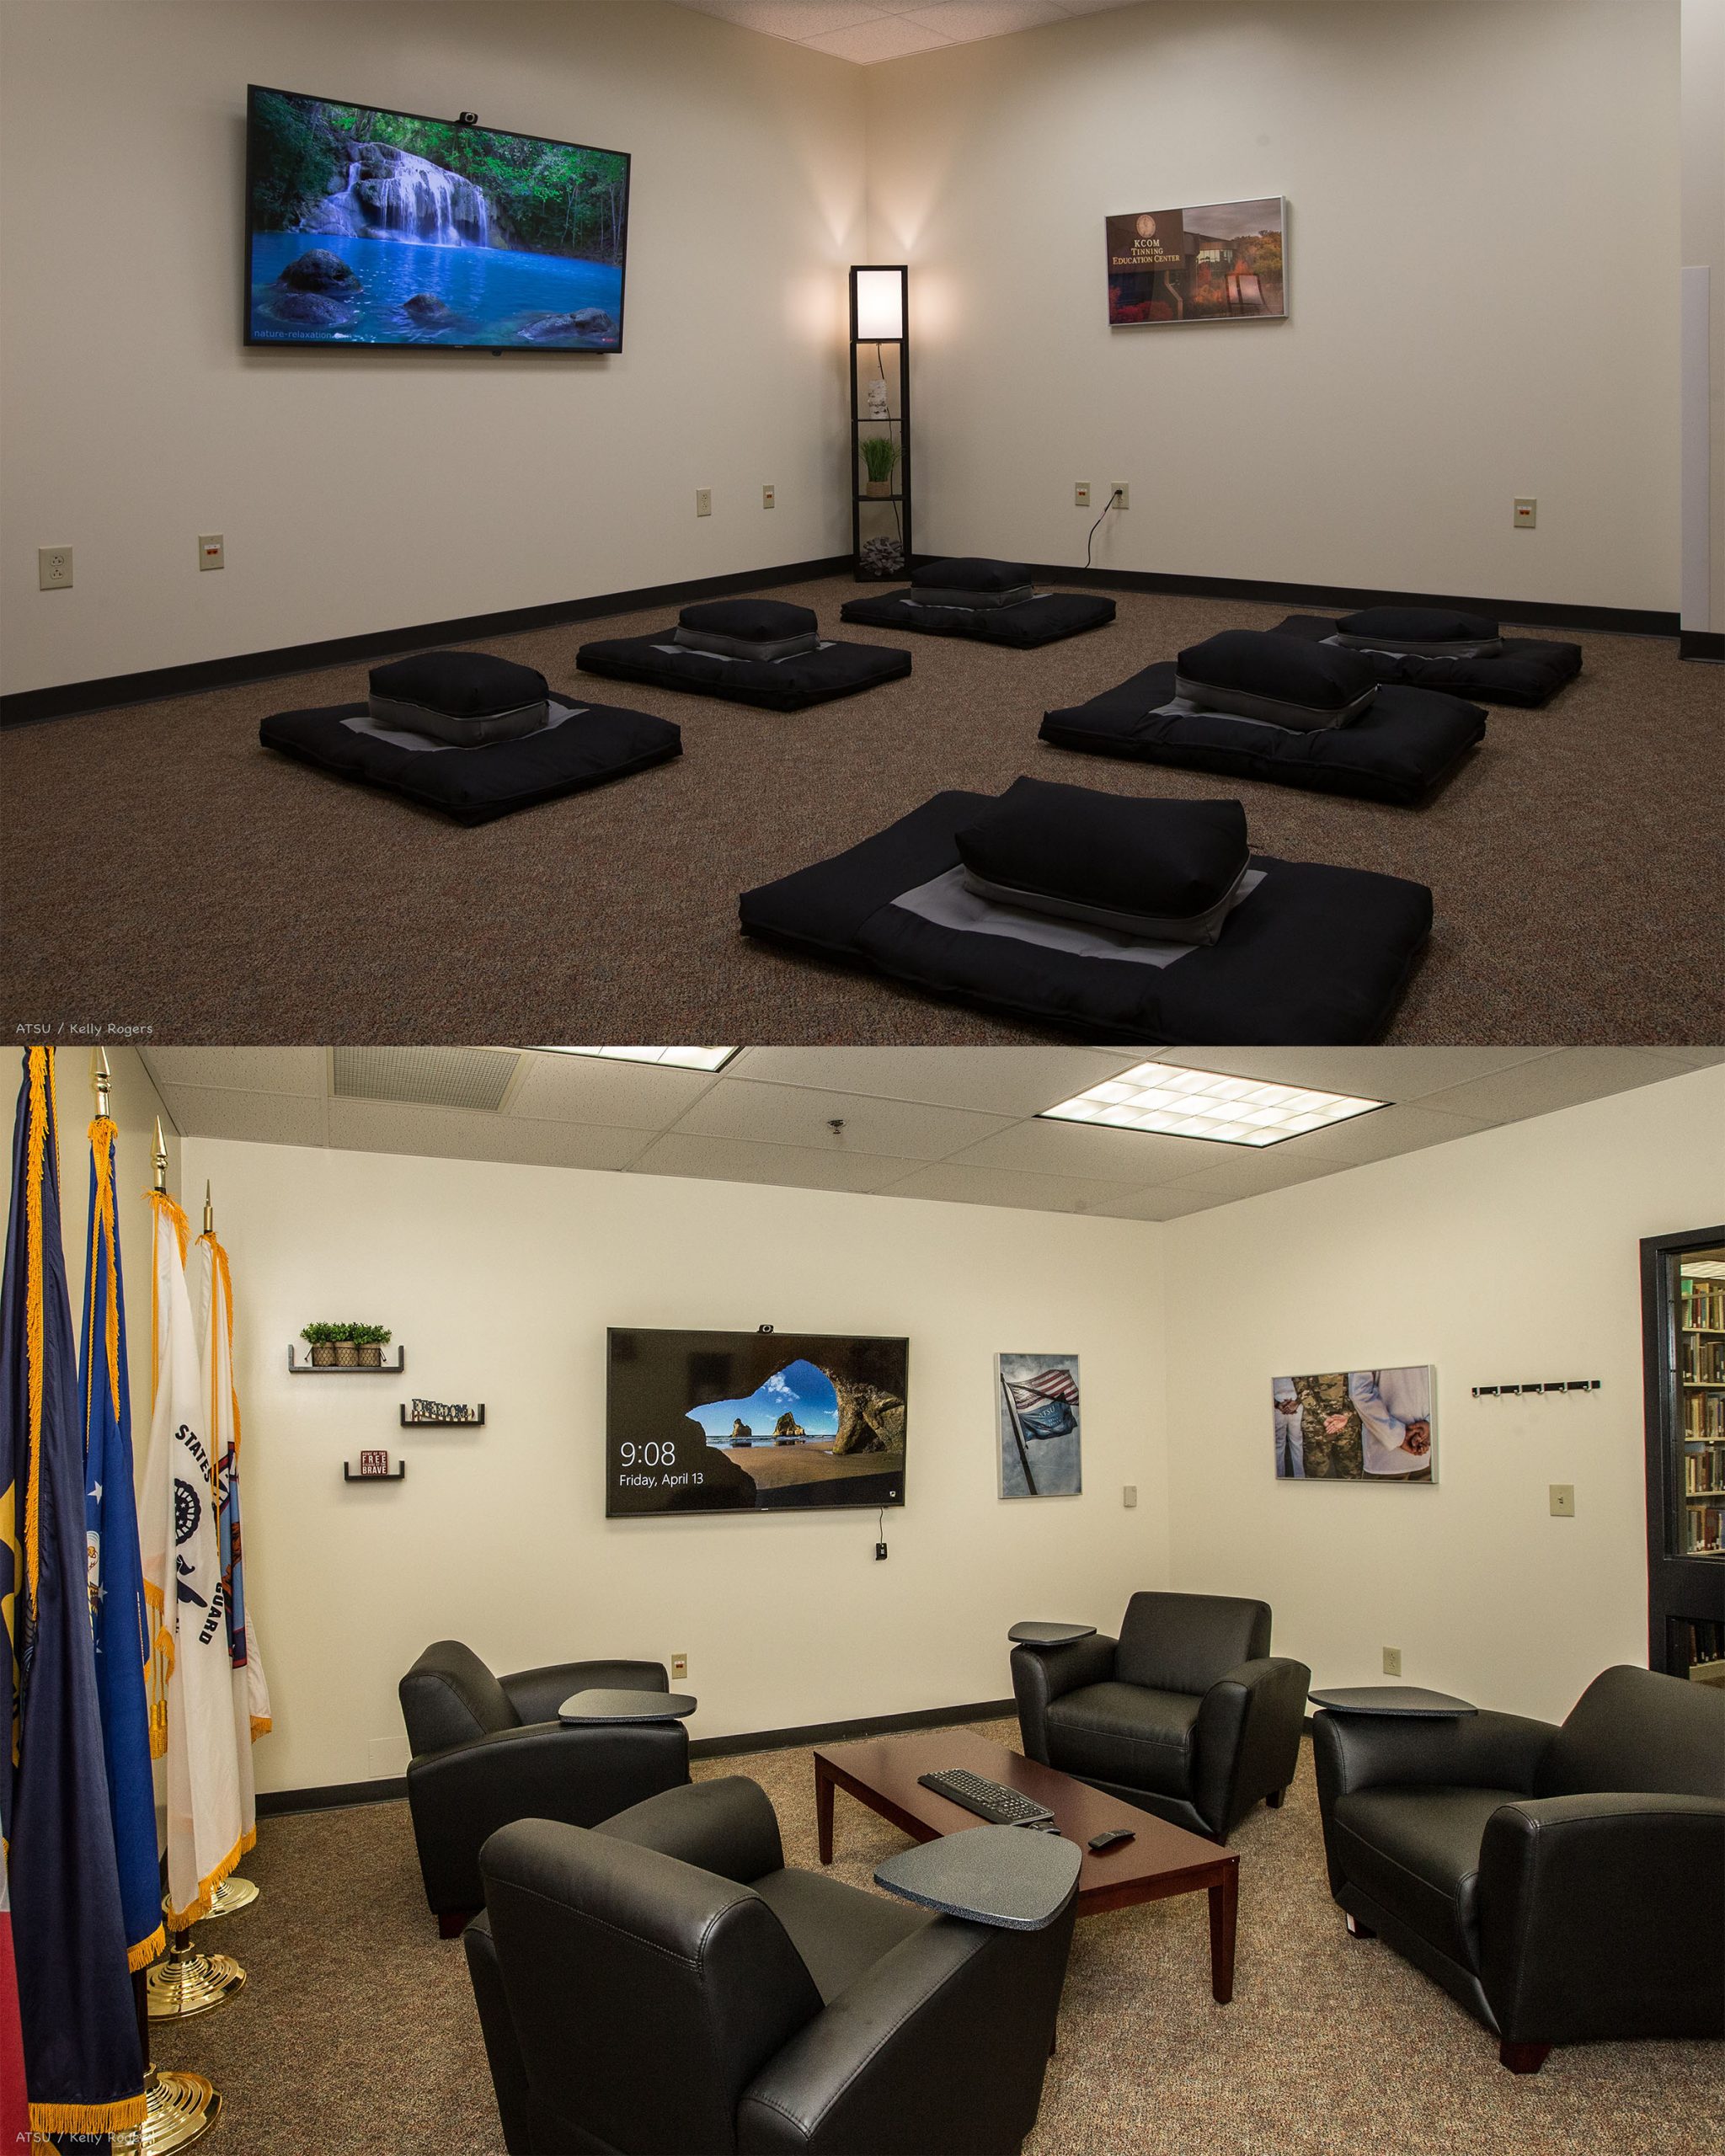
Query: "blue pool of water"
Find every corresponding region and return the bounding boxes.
[248,231,623,349]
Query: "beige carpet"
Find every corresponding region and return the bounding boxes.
[3,578,1720,1043]
[152,1722,1724,2155]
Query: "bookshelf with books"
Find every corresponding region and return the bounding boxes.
[1642,1229,1725,1678]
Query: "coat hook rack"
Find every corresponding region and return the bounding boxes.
[1471,1380,1602,1397]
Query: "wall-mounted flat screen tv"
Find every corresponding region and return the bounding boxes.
[606,1330,908,1518]
[245,86,630,352]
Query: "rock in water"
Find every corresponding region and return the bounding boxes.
[402,293,455,324]
[276,248,362,293]
[264,291,349,325]
[518,310,619,344]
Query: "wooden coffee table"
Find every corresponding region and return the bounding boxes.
[814,1726,1238,2002]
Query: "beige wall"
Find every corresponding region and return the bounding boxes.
[0,0,866,696]
[174,1136,1170,1794]
[1681,0,1724,632]
[1162,1065,1725,1726]
[865,0,1681,611]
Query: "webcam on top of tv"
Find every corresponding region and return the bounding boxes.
[456,111,479,127]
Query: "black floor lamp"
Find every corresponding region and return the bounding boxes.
[848,264,910,580]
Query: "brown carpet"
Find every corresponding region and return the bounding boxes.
[152,1721,1723,2156]
[3,579,1719,1044]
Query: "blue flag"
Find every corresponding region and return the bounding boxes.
[0,1049,145,2137]
[81,1108,165,1973]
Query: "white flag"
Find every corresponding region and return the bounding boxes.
[194,1227,271,1863]
[139,1191,243,1929]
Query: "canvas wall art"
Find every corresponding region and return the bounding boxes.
[1273,1367,1434,1482]
[998,1354,1081,1499]
[1106,197,1286,326]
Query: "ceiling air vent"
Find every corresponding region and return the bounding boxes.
[331,1046,523,1112]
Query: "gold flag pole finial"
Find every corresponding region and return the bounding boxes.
[93,1047,112,1118]
[203,1181,214,1235]
[152,1118,168,1194]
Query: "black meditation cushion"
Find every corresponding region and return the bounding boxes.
[1176,631,1376,730]
[1335,606,1502,654]
[911,558,1032,595]
[368,649,551,744]
[678,598,818,641]
[955,777,1249,942]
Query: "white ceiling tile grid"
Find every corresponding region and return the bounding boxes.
[139,1048,1722,1224]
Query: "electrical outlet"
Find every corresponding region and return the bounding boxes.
[762,484,775,510]
[198,533,224,571]
[1075,483,1091,509]
[1382,1646,1402,1677]
[38,546,73,590]
[1122,1484,1138,1508]
[670,1653,688,1681]
[1514,497,1536,528]
[1110,484,1130,510]
[1549,1484,1575,1518]
[695,488,713,519]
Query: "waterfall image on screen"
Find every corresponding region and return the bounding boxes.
[245,86,630,351]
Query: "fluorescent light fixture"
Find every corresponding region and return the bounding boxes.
[853,268,904,341]
[537,1047,739,1072]
[1039,1061,1386,1148]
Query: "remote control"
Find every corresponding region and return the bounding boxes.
[1087,1828,1135,1852]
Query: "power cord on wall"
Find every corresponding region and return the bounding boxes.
[874,1505,888,1562]
[1084,486,1125,571]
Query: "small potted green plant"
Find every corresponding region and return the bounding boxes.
[350,1321,393,1369]
[859,435,900,499]
[301,1321,347,1369]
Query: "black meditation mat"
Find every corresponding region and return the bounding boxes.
[1271,615,1582,707]
[1039,661,1486,806]
[839,590,1116,648]
[260,693,681,825]
[575,631,911,711]
[739,790,1432,1045]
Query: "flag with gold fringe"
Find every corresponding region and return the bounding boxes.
[0,1048,146,2137]
[81,1105,166,1973]
[0,1840,28,2148]
[139,1178,244,1929]
[195,1223,271,1861]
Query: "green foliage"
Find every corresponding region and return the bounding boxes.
[347,1322,393,1346]
[299,1321,392,1343]
[859,435,900,483]
[251,91,628,264]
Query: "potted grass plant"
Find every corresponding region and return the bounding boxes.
[301,1321,345,1368]
[350,1321,393,1369]
[859,435,900,499]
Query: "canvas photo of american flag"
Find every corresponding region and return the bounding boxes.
[997,1354,1082,1500]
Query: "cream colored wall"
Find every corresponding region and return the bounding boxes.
[0,0,866,697]
[865,0,1680,611]
[175,1135,1171,1795]
[1681,0,1724,631]
[1161,1065,1725,1727]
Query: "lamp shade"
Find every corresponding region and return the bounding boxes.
[854,267,905,340]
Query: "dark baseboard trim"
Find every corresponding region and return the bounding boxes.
[251,1699,1016,1816]
[1025,563,1679,640]
[0,554,854,728]
[1680,628,1725,664]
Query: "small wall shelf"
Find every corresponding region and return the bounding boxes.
[343,1461,406,1483]
[399,1406,485,1428]
[289,1348,406,1374]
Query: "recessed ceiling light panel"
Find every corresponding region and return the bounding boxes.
[1039,1062,1385,1147]
[537,1047,739,1071]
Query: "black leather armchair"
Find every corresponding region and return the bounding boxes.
[1012,1592,1309,1840]
[1313,1664,1725,2072]
[464,1775,1077,2154]
[399,1639,688,1934]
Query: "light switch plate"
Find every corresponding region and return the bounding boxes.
[1122,1484,1137,1508]
[695,488,713,518]
[1075,483,1091,508]
[38,546,73,590]
[670,1653,688,1681]
[199,533,225,570]
[762,484,775,510]
[1514,497,1536,528]
[1549,1483,1575,1517]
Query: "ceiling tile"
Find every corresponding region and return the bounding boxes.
[1416,1047,1693,1124]
[1168,1047,1550,1103]
[669,1079,1014,1158]
[902,1,1065,44]
[726,1046,1151,1117]
[1049,0,1157,14]
[1281,1102,1494,1167]
[507,1052,721,1131]
[325,1097,647,1171]
[1085,1184,1228,1221]
[160,1085,327,1147]
[681,0,890,35]
[628,1133,908,1193]
[142,1047,327,1097]
[1166,1151,1354,1200]
[804,14,955,58]
[945,1116,1212,1183]
[878,1163,1146,1214]
[1635,1047,1725,1070]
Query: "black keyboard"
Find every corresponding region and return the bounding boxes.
[917,1768,1056,1829]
